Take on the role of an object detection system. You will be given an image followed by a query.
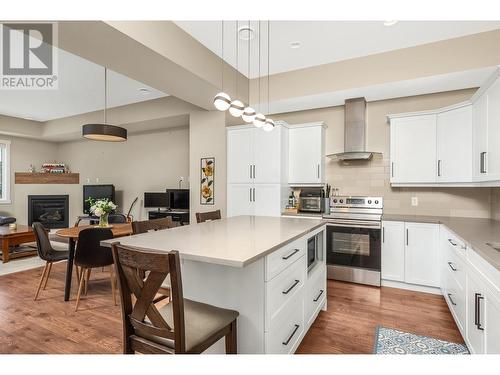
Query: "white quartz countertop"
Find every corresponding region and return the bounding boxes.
[102,215,325,268]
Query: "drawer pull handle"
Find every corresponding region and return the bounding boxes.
[476,293,485,331]
[313,289,324,302]
[447,293,457,306]
[282,324,300,346]
[282,279,300,295]
[282,249,300,260]
[448,239,457,246]
[448,262,457,271]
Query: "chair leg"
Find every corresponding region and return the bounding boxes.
[84,268,92,295]
[74,265,81,284]
[34,262,49,301]
[75,267,86,312]
[225,320,237,354]
[110,265,117,306]
[42,262,53,290]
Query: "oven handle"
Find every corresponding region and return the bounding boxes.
[325,221,381,230]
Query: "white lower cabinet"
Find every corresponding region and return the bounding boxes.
[381,221,405,281]
[381,221,440,288]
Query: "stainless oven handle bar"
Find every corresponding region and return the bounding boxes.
[325,220,381,229]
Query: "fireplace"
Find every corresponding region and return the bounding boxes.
[28,195,69,229]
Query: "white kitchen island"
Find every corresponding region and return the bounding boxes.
[102,215,327,354]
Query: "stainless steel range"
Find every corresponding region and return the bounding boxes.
[323,196,383,287]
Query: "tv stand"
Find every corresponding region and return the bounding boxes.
[148,210,189,225]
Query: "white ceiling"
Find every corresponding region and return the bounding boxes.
[175,21,500,78]
[0,46,168,122]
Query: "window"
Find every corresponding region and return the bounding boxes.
[0,140,11,204]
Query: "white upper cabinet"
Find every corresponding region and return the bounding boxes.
[472,94,488,181]
[288,123,325,185]
[253,126,284,184]
[227,128,254,184]
[390,114,437,184]
[486,78,500,181]
[436,105,473,182]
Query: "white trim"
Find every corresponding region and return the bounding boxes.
[381,279,442,295]
[287,121,327,130]
[0,139,11,204]
[387,101,472,121]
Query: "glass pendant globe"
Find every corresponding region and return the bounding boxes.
[263,118,275,132]
[253,113,266,128]
[213,92,231,111]
[229,99,245,117]
[242,106,256,123]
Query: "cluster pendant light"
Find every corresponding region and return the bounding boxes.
[213,20,274,131]
[82,68,127,142]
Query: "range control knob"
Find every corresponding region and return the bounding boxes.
[367,200,372,204]
[339,199,343,203]
[333,199,337,203]
[375,200,379,204]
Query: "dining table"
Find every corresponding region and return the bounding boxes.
[55,223,133,301]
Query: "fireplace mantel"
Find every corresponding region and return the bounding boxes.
[15,172,79,184]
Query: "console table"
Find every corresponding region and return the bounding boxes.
[0,225,40,263]
[148,210,189,225]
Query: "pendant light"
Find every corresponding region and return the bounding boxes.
[229,21,245,117]
[263,21,275,132]
[242,21,256,123]
[253,20,266,128]
[213,21,232,111]
[82,68,127,142]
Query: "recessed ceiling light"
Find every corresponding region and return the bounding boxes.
[238,26,255,41]
[289,41,301,49]
[383,20,398,27]
[138,88,150,94]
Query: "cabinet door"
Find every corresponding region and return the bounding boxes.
[472,94,488,181]
[404,223,440,287]
[227,128,254,183]
[289,126,323,184]
[486,296,500,354]
[254,126,282,184]
[487,78,500,180]
[227,184,254,217]
[466,275,485,354]
[254,184,282,217]
[390,115,437,183]
[437,106,473,182]
[381,221,405,282]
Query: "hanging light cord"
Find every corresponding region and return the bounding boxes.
[258,21,261,113]
[268,20,270,115]
[235,21,238,99]
[247,20,251,106]
[221,20,224,91]
[104,67,107,124]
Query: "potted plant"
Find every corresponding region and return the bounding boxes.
[87,198,117,228]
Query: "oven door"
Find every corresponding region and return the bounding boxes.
[326,223,381,271]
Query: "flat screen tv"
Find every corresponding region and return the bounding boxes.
[144,192,169,209]
[83,184,115,214]
[166,189,189,210]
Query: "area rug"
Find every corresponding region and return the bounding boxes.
[373,326,469,354]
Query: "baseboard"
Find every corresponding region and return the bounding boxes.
[381,279,442,295]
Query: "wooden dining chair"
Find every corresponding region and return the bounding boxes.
[195,210,221,224]
[111,243,239,354]
[132,217,179,235]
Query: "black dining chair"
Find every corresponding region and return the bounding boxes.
[74,228,115,311]
[108,214,127,224]
[32,222,71,301]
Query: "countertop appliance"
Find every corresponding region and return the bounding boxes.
[323,196,383,286]
[307,230,323,272]
[298,188,324,213]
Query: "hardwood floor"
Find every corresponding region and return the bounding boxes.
[0,262,463,354]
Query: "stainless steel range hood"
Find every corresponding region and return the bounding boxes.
[327,97,378,161]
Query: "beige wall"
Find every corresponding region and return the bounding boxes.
[491,189,500,220]
[189,110,227,223]
[0,135,60,224]
[57,127,190,221]
[274,89,493,218]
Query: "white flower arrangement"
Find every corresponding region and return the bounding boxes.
[87,198,117,217]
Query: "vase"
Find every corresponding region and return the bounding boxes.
[99,213,109,228]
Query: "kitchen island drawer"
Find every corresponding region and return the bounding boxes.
[266,254,306,327]
[265,289,304,354]
[444,245,466,290]
[305,266,326,327]
[265,238,305,281]
[444,271,466,334]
